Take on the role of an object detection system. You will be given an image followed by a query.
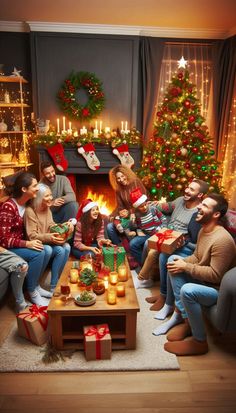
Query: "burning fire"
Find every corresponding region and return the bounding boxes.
[86,190,113,216]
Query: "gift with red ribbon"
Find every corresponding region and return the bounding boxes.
[148,227,183,254]
[83,324,111,361]
[16,304,49,346]
[102,246,126,271]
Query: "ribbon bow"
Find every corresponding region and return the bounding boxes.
[85,324,109,359]
[155,229,174,252]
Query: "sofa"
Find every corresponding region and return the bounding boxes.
[0,267,9,302]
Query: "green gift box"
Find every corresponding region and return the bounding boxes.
[50,222,72,241]
[102,246,126,271]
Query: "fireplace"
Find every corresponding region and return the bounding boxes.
[37,145,142,215]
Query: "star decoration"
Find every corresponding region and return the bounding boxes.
[11,67,22,77]
[177,56,188,69]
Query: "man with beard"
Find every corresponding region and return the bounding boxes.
[156,193,236,356]
[141,179,208,295]
[40,161,78,223]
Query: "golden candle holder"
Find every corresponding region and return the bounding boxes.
[69,268,79,283]
[118,263,128,282]
[116,283,126,297]
[109,271,118,285]
[107,287,117,305]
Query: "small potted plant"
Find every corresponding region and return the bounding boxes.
[79,267,97,290]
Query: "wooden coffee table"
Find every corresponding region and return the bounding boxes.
[47,259,140,350]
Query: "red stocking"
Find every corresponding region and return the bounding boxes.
[47,143,68,171]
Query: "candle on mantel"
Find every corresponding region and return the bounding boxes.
[116,283,126,297]
[125,121,128,132]
[121,121,124,133]
[68,121,72,134]
[93,128,99,138]
[104,126,110,133]
[99,121,103,133]
[57,118,60,134]
[62,116,66,132]
[109,271,118,285]
[80,126,87,135]
[107,287,117,305]
[118,263,128,282]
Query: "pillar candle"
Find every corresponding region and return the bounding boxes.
[62,116,66,131]
[118,264,128,282]
[109,271,118,285]
[57,118,60,134]
[107,287,117,305]
[99,121,103,133]
[70,268,78,283]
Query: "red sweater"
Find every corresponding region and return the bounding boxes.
[0,198,27,248]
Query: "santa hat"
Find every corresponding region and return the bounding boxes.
[112,143,129,156]
[76,198,98,220]
[78,143,95,154]
[130,188,147,208]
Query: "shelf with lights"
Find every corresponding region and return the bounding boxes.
[0,75,32,178]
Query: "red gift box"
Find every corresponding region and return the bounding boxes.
[16,304,49,346]
[148,227,183,254]
[83,324,111,361]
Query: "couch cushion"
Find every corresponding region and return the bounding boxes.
[225,210,236,241]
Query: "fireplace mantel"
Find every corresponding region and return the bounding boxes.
[37,145,142,174]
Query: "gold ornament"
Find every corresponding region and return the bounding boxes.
[181,177,187,183]
[176,184,183,190]
[157,172,163,178]
[186,170,193,177]
[172,133,178,139]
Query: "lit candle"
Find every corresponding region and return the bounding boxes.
[125,121,128,132]
[73,130,78,137]
[57,118,60,134]
[93,128,99,138]
[70,268,78,283]
[118,263,128,282]
[80,126,87,135]
[68,121,72,130]
[109,271,118,285]
[80,260,93,271]
[116,283,126,297]
[99,121,103,133]
[103,276,109,290]
[107,287,117,305]
[95,121,98,130]
[105,126,110,133]
[121,121,124,132]
[62,116,66,132]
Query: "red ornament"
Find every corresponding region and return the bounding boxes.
[178,72,183,80]
[168,184,173,190]
[161,166,167,173]
[185,162,190,169]
[192,147,198,153]
[188,115,195,123]
[165,148,171,154]
[176,149,182,156]
[184,100,191,108]
[156,182,161,188]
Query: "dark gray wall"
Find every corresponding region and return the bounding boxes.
[30,32,140,131]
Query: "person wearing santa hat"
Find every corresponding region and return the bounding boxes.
[129,188,168,288]
[72,199,112,259]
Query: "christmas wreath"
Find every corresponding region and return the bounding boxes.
[57,71,105,122]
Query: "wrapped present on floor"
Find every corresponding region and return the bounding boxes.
[50,222,73,241]
[83,324,111,361]
[16,304,49,346]
[148,227,183,255]
[102,246,126,271]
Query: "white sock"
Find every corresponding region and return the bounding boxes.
[29,291,50,306]
[36,285,53,298]
[152,311,183,336]
[154,304,174,320]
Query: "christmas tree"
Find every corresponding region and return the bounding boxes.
[138,59,222,200]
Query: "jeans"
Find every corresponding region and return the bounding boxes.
[52,201,79,223]
[106,222,122,245]
[159,244,194,297]
[0,250,28,305]
[180,283,219,341]
[129,234,150,265]
[9,247,50,293]
[71,243,99,259]
[44,243,71,288]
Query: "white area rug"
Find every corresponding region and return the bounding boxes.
[0,272,179,372]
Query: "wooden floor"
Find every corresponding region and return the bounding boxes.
[0,286,236,413]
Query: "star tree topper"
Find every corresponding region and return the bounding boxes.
[177,56,188,69]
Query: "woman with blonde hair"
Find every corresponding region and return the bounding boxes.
[25,183,72,292]
[107,165,147,245]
